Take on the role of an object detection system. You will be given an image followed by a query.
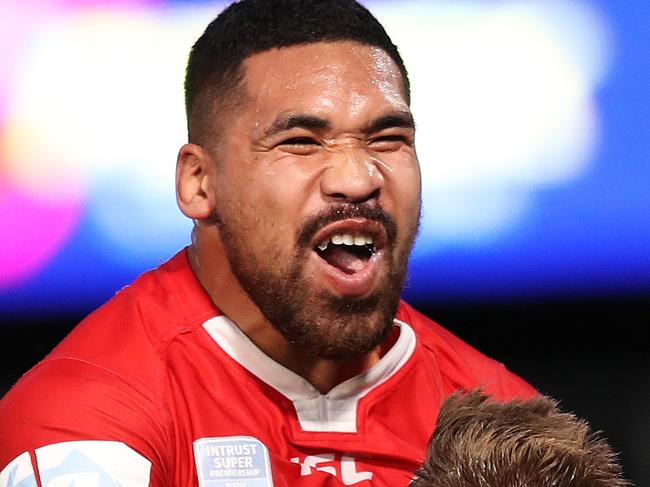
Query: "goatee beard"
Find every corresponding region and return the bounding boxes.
[213,202,416,360]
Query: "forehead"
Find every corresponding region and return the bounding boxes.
[239,41,408,119]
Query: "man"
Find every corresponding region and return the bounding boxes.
[0,1,536,486]
[409,391,629,487]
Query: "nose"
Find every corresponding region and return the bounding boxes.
[320,147,385,203]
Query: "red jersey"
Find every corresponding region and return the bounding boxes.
[0,250,536,487]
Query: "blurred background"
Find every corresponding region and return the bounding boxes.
[1,0,648,483]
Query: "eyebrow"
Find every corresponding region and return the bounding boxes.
[262,111,415,139]
[363,112,415,134]
[263,114,331,139]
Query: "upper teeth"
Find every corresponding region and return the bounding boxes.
[317,234,374,251]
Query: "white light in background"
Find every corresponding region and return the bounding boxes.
[1,6,221,259]
[375,0,611,250]
[1,0,612,263]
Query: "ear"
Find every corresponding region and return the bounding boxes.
[176,143,215,220]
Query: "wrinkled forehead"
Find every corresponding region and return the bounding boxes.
[240,41,409,115]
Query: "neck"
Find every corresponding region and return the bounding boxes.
[273,347,383,394]
[189,224,384,394]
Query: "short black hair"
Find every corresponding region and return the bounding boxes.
[184,0,410,142]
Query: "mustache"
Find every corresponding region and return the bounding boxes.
[297,203,398,248]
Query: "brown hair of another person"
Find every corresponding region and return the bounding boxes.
[410,390,630,487]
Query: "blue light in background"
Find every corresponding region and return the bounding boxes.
[0,0,648,316]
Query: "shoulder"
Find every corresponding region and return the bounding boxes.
[44,249,218,390]
[397,301,537,400]
[0,356,169,485]
[0,250,218,480]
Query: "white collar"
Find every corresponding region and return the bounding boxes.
[202,316,416,432]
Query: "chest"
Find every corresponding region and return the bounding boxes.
[162,343,446,486]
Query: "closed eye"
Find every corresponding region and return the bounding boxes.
[281,137,319,145]
[374,135,407,142]
[369,134,412,151]
[277,136,321,155]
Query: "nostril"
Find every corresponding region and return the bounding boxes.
[366,189,380,201]
[327,189,380,204]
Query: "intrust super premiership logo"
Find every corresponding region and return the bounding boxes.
[193,437,274,487]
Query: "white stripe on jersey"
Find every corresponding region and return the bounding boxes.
[203,316,416,433]
[0,451,37,487]
[1,441,151,487]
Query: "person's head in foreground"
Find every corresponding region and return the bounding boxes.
[410,391,629,487]
[178,0,420,380]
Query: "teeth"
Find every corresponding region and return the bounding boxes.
[317,233,375,251]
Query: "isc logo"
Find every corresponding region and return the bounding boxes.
[290,454,373,485]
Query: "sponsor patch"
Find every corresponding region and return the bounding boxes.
[193,436,273,487]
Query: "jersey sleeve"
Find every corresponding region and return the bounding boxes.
[0,358,172,487]
[485,360,538,401]
[397,301,538,401]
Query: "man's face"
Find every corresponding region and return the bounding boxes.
[208,41,421,359]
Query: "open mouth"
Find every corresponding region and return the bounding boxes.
[314,233,376,275]
[306,217,390,296]
[310,218,387,271]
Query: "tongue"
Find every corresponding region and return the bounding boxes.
[320,246,367,274]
